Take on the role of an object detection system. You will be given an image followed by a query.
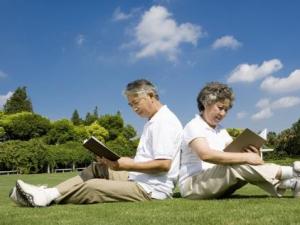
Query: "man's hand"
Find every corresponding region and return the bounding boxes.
[101,157,134,171]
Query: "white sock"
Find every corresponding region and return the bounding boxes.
[280,166,294,180]
[278,178,296,189]
[45,188,61,202]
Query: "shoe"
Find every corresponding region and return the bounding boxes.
[293,161,300,175]
[9,186,29,206]
[291,162,300,198]
[292,178,300,198]
[16,180,51,207]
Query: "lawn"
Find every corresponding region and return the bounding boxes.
[1,167,300,225]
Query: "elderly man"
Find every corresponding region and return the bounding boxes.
[10,79,182,207]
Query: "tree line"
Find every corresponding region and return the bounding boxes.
[1,86,300,174]
[0,87,138,173]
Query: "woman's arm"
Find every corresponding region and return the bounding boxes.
[190,137,264,165]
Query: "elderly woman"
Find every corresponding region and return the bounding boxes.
[179,82,300,199]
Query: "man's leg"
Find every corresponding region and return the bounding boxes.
[55,178,151,204]
[55,162,109,195]
[15,161,112,207]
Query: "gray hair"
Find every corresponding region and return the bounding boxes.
[197,82,234,112]
[123,79,159,100]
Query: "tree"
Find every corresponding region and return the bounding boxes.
[3,86,33,114]
[71,109,82,125]
[0,139,49,173]
[44,119,77,145]
[93,106,99,118]
[0,126,5,141]
[106,134,137,157]
[227,128,243,139]
[266,131,277,148]
[98,113,124,140]
[122,124,137,139]
[0,112,51,141]
[275,118,300,156]
[85,121,109,143]
[84,106,99,125]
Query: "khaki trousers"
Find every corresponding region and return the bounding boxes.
[54,162,151,204]
[181,163,284,199]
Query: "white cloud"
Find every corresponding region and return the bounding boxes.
[112,7,135,21]
[76,34,86,46]
[0,70,7,78]
[134,6,202,61]
[251,108,273,121]
[256,98,270,109]
[0,91,13,108]
[227,59,282,83]
[260,69,300,93]
[212,35,242,50]
[251,96,300,121]
[237,111,247,119]
[271,96,300,109]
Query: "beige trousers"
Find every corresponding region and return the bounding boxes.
[181,163,284,199]
[54,162,151,204]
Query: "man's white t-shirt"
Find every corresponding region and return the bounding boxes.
[179,114,232,187]
[128,105,183,199]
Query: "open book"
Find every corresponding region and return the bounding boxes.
[83,136,120,161]
[224,128,266,153]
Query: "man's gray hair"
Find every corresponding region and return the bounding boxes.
[123,79,159,100]
[197,82,235,112]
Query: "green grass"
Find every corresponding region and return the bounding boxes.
[1,167,300,225]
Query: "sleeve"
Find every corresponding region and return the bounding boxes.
[150,120,182,160]
[223,129,233,146]
[183,120,207,147]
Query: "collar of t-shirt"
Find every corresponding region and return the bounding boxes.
[196,114,222,133]
[147,105,168,124]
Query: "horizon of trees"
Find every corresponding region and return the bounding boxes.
[0,86,299,173]
[0,86,138,173]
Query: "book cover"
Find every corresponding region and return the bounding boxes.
[83,136,120,161]
[224,128,266,153]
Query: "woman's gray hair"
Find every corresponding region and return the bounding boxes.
[197,82,234,112]
[123,79,159,100]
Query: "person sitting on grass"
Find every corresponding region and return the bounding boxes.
[179,82,300,199]
[10,79,183,207]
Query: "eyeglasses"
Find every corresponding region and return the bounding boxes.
[128,97,146,108]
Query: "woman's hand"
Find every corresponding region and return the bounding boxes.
[243,145,260,155]
[244,152,264,165]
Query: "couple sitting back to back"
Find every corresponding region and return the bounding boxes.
[10,79,300,207]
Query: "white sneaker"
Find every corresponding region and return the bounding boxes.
[293,161,300,175]
[290,162,300,198]
[16,180,52,207]
[9,186,29,206]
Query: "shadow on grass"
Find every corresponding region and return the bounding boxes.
[228,194,293,199]
[173,192,293,200]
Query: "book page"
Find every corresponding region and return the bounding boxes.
[224,128,266,153]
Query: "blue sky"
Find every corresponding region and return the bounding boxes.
[1,0,300,134]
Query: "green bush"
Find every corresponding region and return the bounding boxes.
[98,113,124,140]
[0,139,49,173]
[85,121,109,143]
[47,142,92,170]
[106,134,138,157]
[45,119,77,144]
[0,112,51,141]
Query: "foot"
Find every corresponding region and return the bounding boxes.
[16,180,51,207]
[9,186,29,206]
[292,178,300,198]
[293,161,300,175]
